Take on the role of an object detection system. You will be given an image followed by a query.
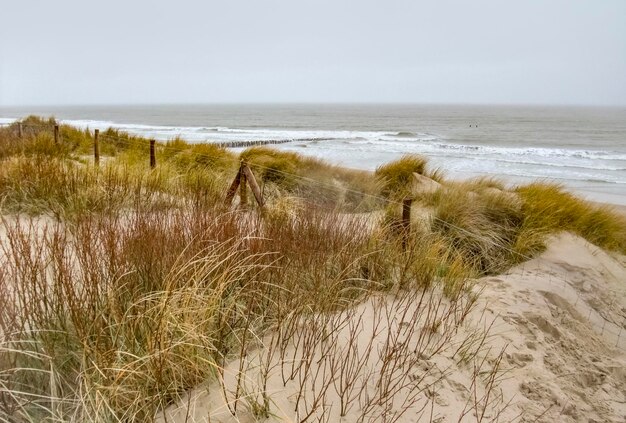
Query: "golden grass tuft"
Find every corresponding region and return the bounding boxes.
[375,155,429,199]
[517,182,626,254]
[240,146,300,186]
[167,139,237,172]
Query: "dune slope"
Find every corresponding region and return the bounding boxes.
[158,233,626,423]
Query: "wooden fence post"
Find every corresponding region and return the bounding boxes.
[94,129,100,166]
[239,166,248,207]
[54,124,59,144]
[242,164,264,208]
[149,139,156,169]
[18,122,23,138]
[224,163,264,209]
[401,198,412,250]
[224,167,243,205]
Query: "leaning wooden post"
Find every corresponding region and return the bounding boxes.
[54,124,59,144]
[149,139,156,169]
[239,164,248,208]
[93,129,100,166]
[18,122,23,138]
[401,198,412,250]
[242,163,264,208]
[224,167,243,205]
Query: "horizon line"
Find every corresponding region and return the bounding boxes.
[2,101,626,109]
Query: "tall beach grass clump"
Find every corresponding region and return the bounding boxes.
[375,154,430,200]
[517,182,626,254]
[377,156,626,275]
[240,146,382,211]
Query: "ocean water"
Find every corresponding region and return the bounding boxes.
[1,104,625,205]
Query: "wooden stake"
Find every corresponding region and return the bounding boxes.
[225,163,264,209]
[402,198,412,228]
[18,122,23,138]
[401,198,412,250]
[149,139,156,169]
[239,167,248,207]
[242,164,264,207]
[225,167,243,205]
[54,124,59,144]
[94,129,100,166]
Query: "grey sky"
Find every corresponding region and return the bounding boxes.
[1,0,625,106]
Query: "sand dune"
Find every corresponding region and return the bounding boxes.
[158,233,626,422]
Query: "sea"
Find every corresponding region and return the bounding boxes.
[1,104,625,205]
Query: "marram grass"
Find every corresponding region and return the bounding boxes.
[1,119,625,422]
[517,182,626,254]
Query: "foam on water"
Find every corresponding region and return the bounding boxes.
[0,118,17,127]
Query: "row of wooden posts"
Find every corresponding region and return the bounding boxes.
[15,123,283,170]
[15,122,414,244]
[15,123,247,175]
[15,123,156,170]
[15,123,262,208]
[16,122,61,143]
[16,123,63,147]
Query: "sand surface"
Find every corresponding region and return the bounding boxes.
[157,233,626,423]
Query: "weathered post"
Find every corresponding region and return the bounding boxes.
[149,139,156,169]
[401,198,412,250]
[18,122,23,138]
[224,162,264,209]
[242,163,264,208]
[225,167,243,205]
[54,124,60,144]
[94,129,100,166]
[239,166,248,208]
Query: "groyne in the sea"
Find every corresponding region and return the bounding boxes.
[214,139,293,148]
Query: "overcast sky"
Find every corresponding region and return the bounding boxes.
[1,0,625,106]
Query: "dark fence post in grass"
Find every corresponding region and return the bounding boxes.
[149,139,156,169]
[239,164,248,208]
[94,129,100,166]
[225,166,243,205]
[54,124,60,144]
[242,163,264,208]
[225,162,264,209]
[402,198,412,250]
[18,122,23,138]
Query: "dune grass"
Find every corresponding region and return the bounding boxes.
[517,182,626,254]
[387,163,626,275]
[1,118,625,422]
[241,146,382,211]
[375,154,446,200]
[0,203,437,421]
